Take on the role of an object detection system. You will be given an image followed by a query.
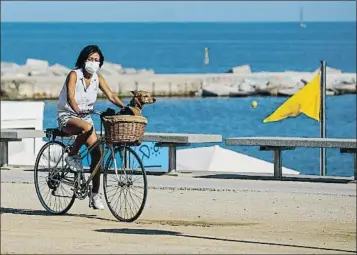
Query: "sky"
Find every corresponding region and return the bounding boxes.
[1,1,356,22]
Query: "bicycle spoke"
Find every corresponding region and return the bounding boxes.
[127,187,144,201]
[126,188,140,212]
[106,186,121,201]
[114,187,125,216]
[123,188,131,219]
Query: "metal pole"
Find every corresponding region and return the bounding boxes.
[320,60,326,176]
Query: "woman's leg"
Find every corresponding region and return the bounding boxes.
[62,117,104,209]
[85,131,102,194]
[85,129,104,209]
[62,118,94,156]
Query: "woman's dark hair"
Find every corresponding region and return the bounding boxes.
[75,45,104,69]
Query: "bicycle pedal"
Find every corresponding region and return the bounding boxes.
[51,189,58,196]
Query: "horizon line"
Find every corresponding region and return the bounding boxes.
[1,20,356,23]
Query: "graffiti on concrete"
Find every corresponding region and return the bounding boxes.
[138,142,163,168]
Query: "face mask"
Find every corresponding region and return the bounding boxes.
[84,61,100,74]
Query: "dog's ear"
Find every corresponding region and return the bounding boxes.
[130,90,138,96]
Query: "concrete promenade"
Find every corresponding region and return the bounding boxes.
[1,167,356,254]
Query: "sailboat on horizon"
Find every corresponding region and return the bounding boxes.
[300,7,307,28]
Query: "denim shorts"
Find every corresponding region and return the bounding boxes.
[57,112,93,131]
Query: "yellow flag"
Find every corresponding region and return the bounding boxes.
[263,72,321,123]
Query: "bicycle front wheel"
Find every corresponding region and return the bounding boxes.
[34,141,76,214]
[103,145,147,222]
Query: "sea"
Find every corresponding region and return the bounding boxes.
[1,22,356,177]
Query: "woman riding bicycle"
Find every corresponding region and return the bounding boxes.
[56,44,125,210]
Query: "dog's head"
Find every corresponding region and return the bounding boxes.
[130,90,156,107]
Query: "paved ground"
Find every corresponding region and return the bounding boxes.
[1,168,356,254]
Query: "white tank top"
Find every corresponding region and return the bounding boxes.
[56,68,99,115]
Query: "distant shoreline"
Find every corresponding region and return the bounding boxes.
[1,59,356,100]
[1,94,355,103]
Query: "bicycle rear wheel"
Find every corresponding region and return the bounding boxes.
[34,141,76,214]
[103,145,147,222]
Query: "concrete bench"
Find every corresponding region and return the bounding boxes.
[142,132,222,172]
[0,129,46,167]
[225,137,357,180]
[1,129,222,172]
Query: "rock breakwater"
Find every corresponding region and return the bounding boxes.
[1,59,356,100]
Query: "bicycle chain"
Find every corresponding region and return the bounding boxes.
[73,173,89,200]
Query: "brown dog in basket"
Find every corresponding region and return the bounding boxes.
[119,90,156,116]
[102,90,155,145]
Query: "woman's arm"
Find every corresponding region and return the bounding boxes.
[66,71,81,114]
[98,73,125,108]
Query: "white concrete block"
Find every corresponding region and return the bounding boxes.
[1,101,45,166]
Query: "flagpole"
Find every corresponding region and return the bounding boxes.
[320,60,327,176]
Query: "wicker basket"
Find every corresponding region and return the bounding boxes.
[102,115,148,145]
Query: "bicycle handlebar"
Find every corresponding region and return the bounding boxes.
[91,109,104,115]
[79,108,117,118]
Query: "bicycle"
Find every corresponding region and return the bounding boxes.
[33,109,148,222]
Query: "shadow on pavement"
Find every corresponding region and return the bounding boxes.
[95,228,356,254]
[96,228,181,236]
[0,207,115,223]
[2,206,355,254]
[193,173,354,184]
